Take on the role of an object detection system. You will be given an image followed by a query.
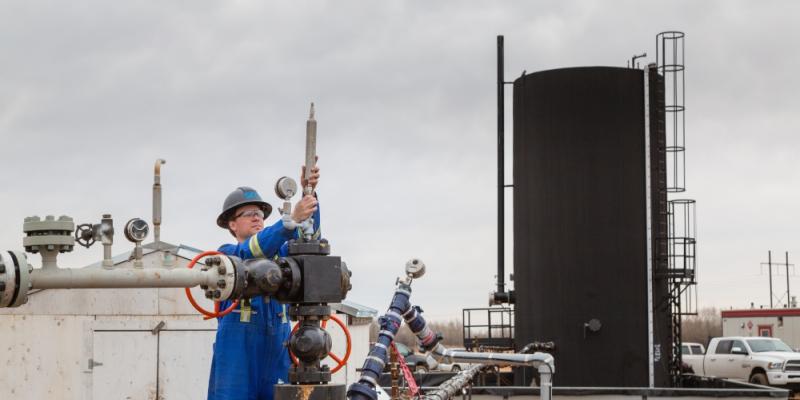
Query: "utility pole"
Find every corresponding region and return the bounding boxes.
[787,252,791,308]
[761,251,795,308]
[769,251,773,308]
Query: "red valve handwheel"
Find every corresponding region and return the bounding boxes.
[184,250,239,319]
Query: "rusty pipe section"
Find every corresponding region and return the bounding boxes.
[419,365,483,400]
[153,159,166,243]
[30,266,223,289]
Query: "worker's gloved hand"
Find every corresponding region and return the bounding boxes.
[301,156,320,192]
[292,195,318,222]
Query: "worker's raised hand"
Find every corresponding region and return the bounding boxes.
[301,156,320,192]
[292,195,318,222]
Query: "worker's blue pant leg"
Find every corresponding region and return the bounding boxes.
[208,323,266,400]
[260,322,291,400]
[207,299,290,400]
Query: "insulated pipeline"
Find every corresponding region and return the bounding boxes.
[30,267,216,289]
[429,344,554,400]
[430,344,554,367]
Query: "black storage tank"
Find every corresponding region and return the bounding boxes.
[512,66,670,387]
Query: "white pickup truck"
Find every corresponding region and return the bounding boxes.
[681,342,706,374]
[692,336,800,387]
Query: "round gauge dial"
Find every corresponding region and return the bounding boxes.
[274,176,298,200]
[124,218,149,243]
[405,258,426,279]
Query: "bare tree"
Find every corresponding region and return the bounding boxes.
[681,307,721,347]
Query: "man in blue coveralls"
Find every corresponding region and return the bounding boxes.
[208,163,321,400]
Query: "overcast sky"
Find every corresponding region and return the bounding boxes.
[1,1,798,320]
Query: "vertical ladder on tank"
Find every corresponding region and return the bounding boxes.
[657,31,686,194]
[649,61,673,386]
[666,200,697,385]
[657,31,698,386]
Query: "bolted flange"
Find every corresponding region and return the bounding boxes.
[23,215,76,254]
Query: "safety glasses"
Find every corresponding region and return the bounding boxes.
[235,209,265,219]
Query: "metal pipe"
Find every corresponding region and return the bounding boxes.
[305,103,316,196]
[431,344,554,368]
[539,364,553,400]
[419,365,482,400]
[496,35,505,297]
[100,214,114,268]
[103,245,113,267]
[30,267,216,289]
[40,250,59,270]
[153,159,166,243]
[428,344,553,399]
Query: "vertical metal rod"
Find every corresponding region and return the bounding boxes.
[681,38,687,190]
[462,309,467,345]
[153,159,165,243]
[769,250,773,308]
[487,308,492,339]
[497,35,506,296]
[305,103,317,196]
[643,66,655,388]
[787,251,791,308]
[672,37,679,190]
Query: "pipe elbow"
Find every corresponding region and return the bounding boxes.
[154,159,166,181]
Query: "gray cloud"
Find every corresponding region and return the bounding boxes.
[1,0,799,319]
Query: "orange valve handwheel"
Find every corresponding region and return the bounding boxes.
[289,314,352,373]
[184,250,239,319]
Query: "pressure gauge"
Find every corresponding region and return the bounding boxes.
[275,176,298,200]
[124,218,149,243]
[405,258,426,279]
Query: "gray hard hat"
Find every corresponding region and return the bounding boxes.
[216,186,272,228]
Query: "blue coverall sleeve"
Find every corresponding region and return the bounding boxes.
[311,202,321,236]
[221,219,292,260]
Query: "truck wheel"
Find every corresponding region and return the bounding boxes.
[749,372,769,385]
[416,363,428,373]
[452,365,461,372]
